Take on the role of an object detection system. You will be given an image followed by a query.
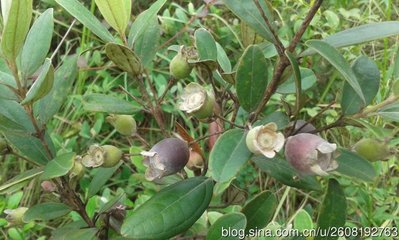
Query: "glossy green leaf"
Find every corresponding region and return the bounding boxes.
[1,0,32,62]
[128,0,167,47]
[23,203,71,222]
[294,209,313,232]
[315,179,346,240]
[335,148,376,182]
[216,42,232,73]
[0,99,35,132]
[41,152,76,180]
[55,0,115,42]
[236,45,268,112]
[82,93,139,114]
[209,129,252,183]
[341,56,380,115]
[134,16,160,67]
[252,155,322,191]
[2,131,50,165]
[105,43,142,75]
[195,28,217,61]
[222,0,274,43]
[207,213,247,240]
[302,21,399,56]
[121,177,214,239]
[0,168,43,194]
[95,0,130,35]
[241,191,277,231]
[22,58,54,105]
[374,101,399,122]
[20,8,54,78]
[254,111,290,130]
[306,40,365,104]
[277,68,317,94]
[35,55,78,125]
[88,163,122,197]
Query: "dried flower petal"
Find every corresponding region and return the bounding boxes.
[246,122,285,158]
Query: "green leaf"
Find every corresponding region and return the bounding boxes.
[335,148,376,182]
[0,99,35,132]
[0,71,18,100]
[277,68,317,94]
[216,42,232,73]
[195,28,217,61]
[105,43,142,75]
[41,152,76,180]
[222,0,274,43]
[341,56,380,115]
[241,191,277,232]
[315,179,346,240]
[52,228,97,240]
[82,93,140,114]
[23,203,71,222]
[285,51,301,114]
[95,0,130,35]
[252,155,322,191]
[0,168,43,194]
[127,0,167,47]
[207,213,247,240]
[254,111,290,130]
[236,45,269,112]
[2,131,51,165]
[19,8,54,78]
[302,21,399,56]
[88,163,122,197]
[1,0,32,62]
[134,16,161,68]
[374,101,399,122]
[121,177,214,239]
[98,192,126,215]
[294,209,313,232]
[55,0,115,42]
[21,58,54,105]
[209,129,252,183]
[306,40,365,104]
[35,55,78,125]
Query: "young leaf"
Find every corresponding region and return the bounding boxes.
[341,56,380,115]
[315,179,347,240]
[252,155,322,191]
[277,68,317,94]
[1,0,32,62]
[222,0,274,43]
[294,209,314,232]
[22,58,55,105]
[20,8,54,78]
[0,99,35,132]
[127,0,167,47]
[206,213,247,240]
[216,42,232,73]
[241,191,277,232]
[82,93,140,114]
[23,203,71,222]
[195,28,217,61]
[236,45,269,112]
[88,163,122,197]
[41,152,76,180]
[335,149,376,182]
[374,101,399,122]
[306,40,365,104]
[95,0,131,36]
[121,177,214,239]
[209,129,252,183]
[55,0,115,42]
[134,16,161,68]
[302,21,399,56]
[105,43,143,75]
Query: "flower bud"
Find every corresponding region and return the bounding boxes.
[70,157,85,180]
[41,181,57,192]
[179,82,215,120]
[106,114,137,136]
[289,120,316,134]
[102,145,123,168]
[285,133,339,176]
[170,46,193,79]
[4,207,28,226]
[246,122,285,158]
[353,138,390,162]
[142,138,189,181]
[186,150,204,171]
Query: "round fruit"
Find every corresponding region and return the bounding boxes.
[170,50,192,79]
[102,145,123,167]
[353,138,390,162]
[107,115,137,136]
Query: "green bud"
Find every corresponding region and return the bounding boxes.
[70,158,85,180]
[170,46,192,79]
[102,145,123,168]
[106,115,137,136]
[353,138,390,162]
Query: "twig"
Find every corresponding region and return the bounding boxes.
[157,77,176,104]
[51,19,76,60]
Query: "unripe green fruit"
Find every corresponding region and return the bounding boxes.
[193,93,215,120]
[170,51,192,79]
[0,137,7,152]
[353,138,390,162]
[107,115,137,136]
[102,145,123,168]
